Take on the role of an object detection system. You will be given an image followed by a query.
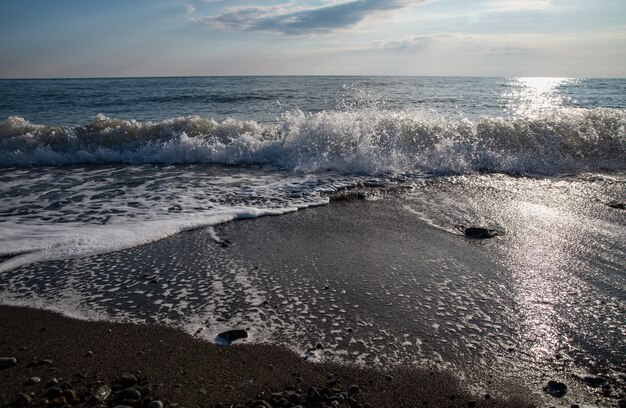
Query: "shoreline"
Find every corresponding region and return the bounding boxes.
[1,182,624,407]
[0,305,531,408]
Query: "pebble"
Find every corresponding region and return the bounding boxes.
[118,387,142,401]
[120,373,138,387]
[307,386,321,402]
[580,375,608,388]
[46,387,63,398]
[148,401,164,408]
[95,385,112,402]
[0,356,18,368]
[545,380,568,398]
[216,329,248,345]
[348,384,360,394]
[25,376,41,385]
[468,401,477,407]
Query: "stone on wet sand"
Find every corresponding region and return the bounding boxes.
[544,380,568,397]
[147,401,164,408]
[95,385,112,402]
[216,329,248,345]
[117,387,142,401]
[459,226,500,239]
[0,357,18,369]
[580,375,608,388]
[605,201,625,210]
[25,376,41,385]
[120,373,138,387]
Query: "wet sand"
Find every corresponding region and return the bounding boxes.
[1,187,624,407]
[0,305,533,408]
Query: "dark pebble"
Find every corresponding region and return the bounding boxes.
[47,387,63,398]
[25,376,41,385]
[120,373,138,387]
[468,401,477,408]
[315,342,324,350]
[606,202,625,210]
[215,329,248,345]
[147,401,164,408]
[544,380,568,398]
[307,386,321,402]
[459,226,499,239]
[580,375,608,388]
[0,357,18,369]
[118,388,142,401]
[348,385,360,394]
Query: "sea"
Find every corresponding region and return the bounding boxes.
[0,76,625,402]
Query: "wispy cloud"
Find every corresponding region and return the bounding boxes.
[486,0,553,12]
[199,0,426,35]
[185,4,196,14]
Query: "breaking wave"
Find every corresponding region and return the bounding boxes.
[1,107,624,175]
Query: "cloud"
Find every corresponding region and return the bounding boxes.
[199,0,425,35]
[185,4,196,14]
[367,32,546,54]
[486,0,553,12]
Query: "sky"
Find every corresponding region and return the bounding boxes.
[0,0,625,78]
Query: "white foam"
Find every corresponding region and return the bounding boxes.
[1,107,624,174]
[0,207,299,273]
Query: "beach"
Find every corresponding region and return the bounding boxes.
[2,187,625,407]
[0,304,532,408]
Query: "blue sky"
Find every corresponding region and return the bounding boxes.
[1,0,625,78]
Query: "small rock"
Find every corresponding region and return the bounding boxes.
[27,358,53,367]
[25,376,41,385]
[545,380,568,398]
[307,386,321,402]
[315,342,324,350]
[147,401,164,408]
[215,329,248,345]
[51,396,67,406]
[46,378,59,386]
[249,401,272,408]
[468,401,477,408]
[0,357,18,369]
[95,385,112,402]
[118,388,142,401]
[348,385,360,394]
[120,373,138,387]
[606,202,625,210]
[459,226,500,239]
[580,375,608,388]
[46,387,63,398]
[63,390,79,403]
[484,393,491,400]
[86,350,94,356]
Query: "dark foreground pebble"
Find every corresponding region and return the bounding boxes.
[544,380,568,398]
[0,357,18,369]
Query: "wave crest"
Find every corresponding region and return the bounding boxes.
[1,108,624,175]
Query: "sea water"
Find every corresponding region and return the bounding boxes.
[0,76,625,401]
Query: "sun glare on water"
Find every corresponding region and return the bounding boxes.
[505,77,574,117]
